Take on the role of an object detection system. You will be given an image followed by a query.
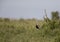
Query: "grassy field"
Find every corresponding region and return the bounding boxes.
[0,18,60,42]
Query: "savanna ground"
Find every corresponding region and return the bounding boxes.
[0,17,60,42]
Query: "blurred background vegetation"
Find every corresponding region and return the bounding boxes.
[0,11,60,42]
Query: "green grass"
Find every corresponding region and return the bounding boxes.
[0,19,60,42]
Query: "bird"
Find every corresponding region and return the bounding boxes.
[36,24,39,29]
